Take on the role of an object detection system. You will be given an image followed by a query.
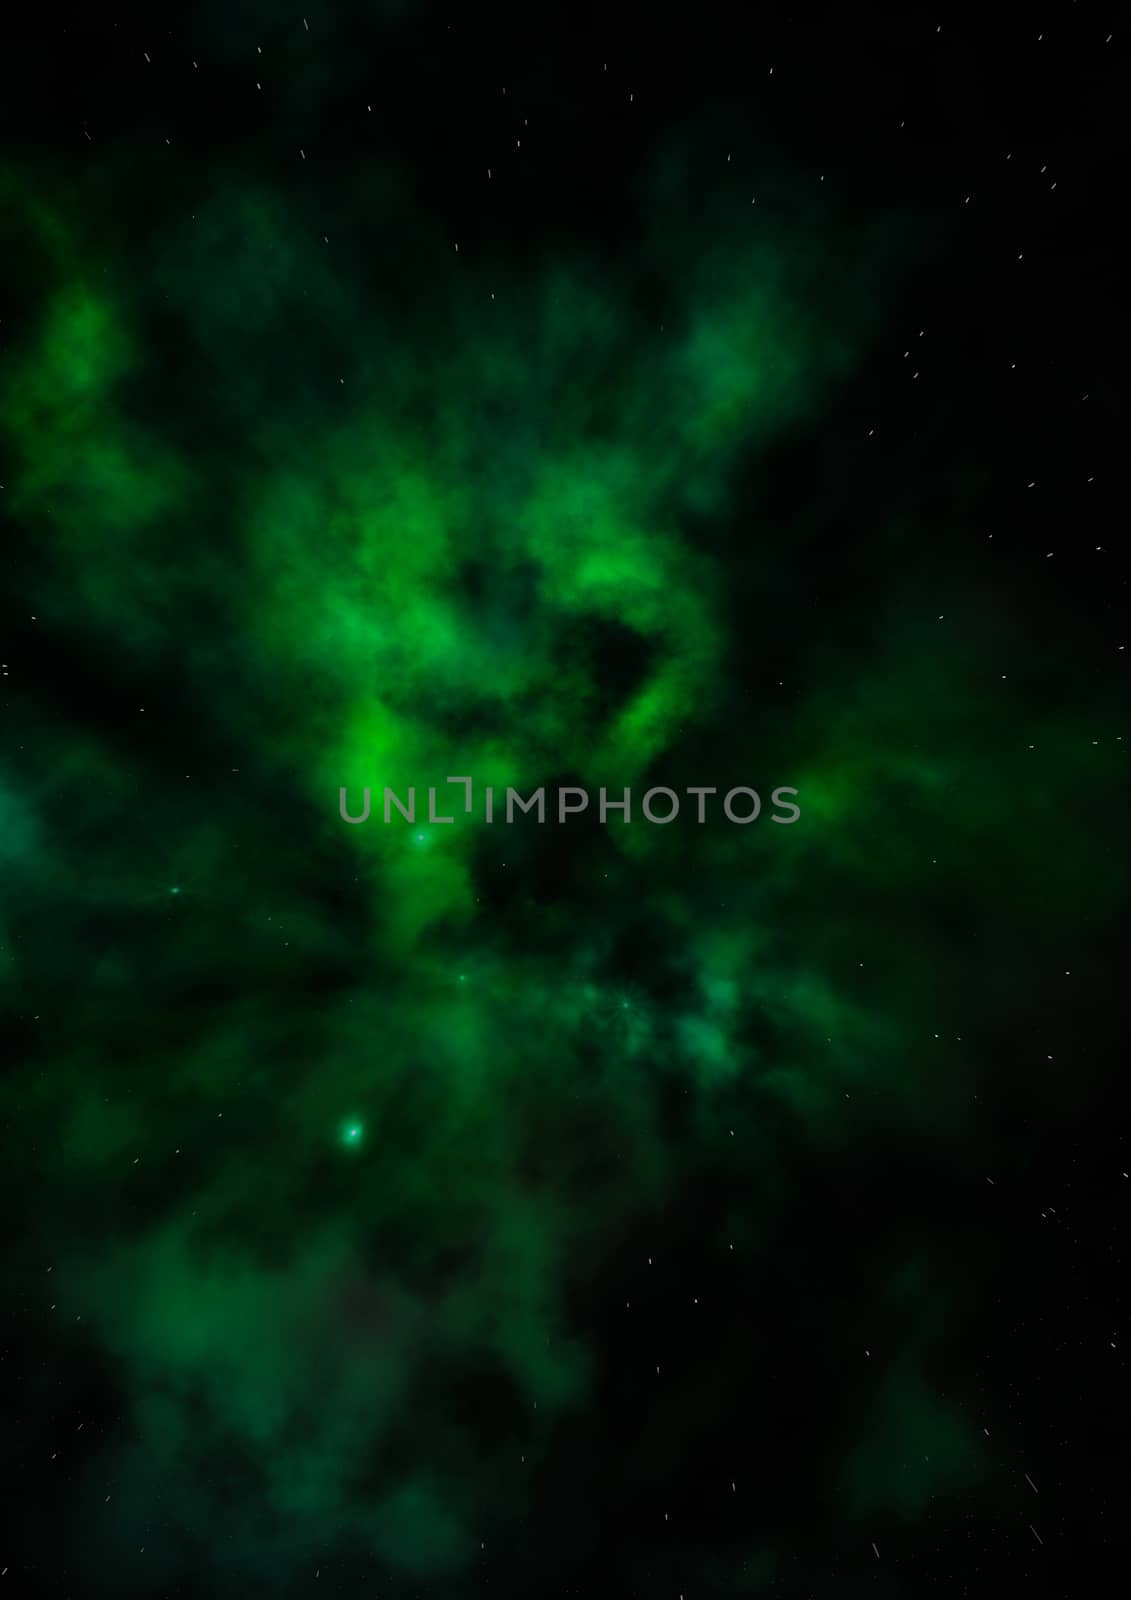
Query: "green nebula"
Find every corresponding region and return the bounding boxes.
[0,16,1124,1597]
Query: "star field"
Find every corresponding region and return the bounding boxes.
[0,5,1126,1598]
